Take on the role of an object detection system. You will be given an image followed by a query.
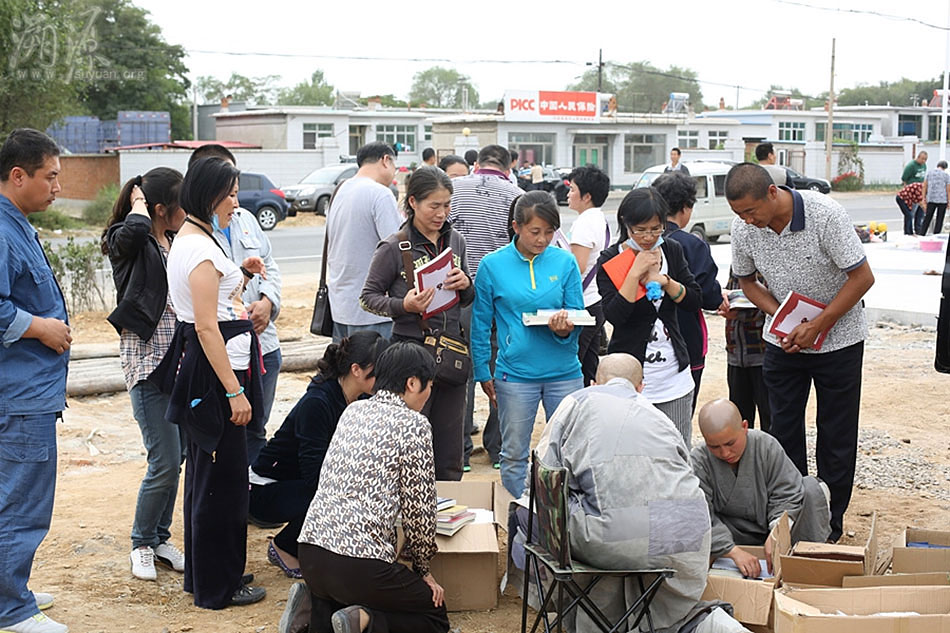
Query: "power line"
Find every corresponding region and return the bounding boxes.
[771,0,950,30]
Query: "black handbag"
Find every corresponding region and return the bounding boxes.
[310,183,344,337]
[936,244,950,373]
[396,229,472,386]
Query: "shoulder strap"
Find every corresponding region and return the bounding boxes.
[395,228,433,333]
[581,223,612,291]
[319,181,348,288]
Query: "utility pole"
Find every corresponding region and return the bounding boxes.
[940,0,950,162]
[192,85,198,141]
[597,49,603,92]
[825,38,835,182]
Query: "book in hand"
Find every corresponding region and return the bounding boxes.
[710,557,773,580]
[436,497,456,512]
[414,248,459,320]
[435,510,476,537]
[727,289,757,310]
[768,291,830,351]
[600,248,647,301]
[522,309,596,327]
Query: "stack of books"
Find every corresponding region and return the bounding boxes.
[437,503,475,537]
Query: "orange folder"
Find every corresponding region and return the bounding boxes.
[601,248,646,301]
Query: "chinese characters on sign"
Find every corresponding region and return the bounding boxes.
[504,90,603,123]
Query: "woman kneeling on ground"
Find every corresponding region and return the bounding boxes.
[297,341,450,633]
[249,331,390,578]
[360,165,473,481]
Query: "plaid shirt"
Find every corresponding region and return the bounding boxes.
[119,245,176,391]
[724,270,767,367]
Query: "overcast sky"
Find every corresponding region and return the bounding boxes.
[139,0,949,108]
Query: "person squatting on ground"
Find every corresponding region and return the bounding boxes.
[565,164,612,386]
[0,128,72,633]
[653,171,723,411]
[471,190,585,498]
[189,144,283,467]
[595,187,702,446]
[148,156,268,608]
[297,342,450,633]
[726,162,874,542]
[692,398,830,578]
[250,332,389,581]
[102,168,188,582]
[360,166,474,481]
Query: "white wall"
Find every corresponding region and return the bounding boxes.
[800,141,912,184]
[119,148,341,189]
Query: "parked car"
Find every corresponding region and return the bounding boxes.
[783,166,831,194]
[517,166,570,205]
[635,161,734,242]
[237,172,288,231]
[283,163,399,215]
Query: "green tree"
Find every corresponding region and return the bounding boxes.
[75,0,192,138]
[197,72,281,106]
[409,67,479,108]
[568,60,703,113]
[837,77,942,107]
[0,0,84,134]
[277,70,334,106]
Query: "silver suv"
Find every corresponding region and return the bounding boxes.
[283,164,357,215]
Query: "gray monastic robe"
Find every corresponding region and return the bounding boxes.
[691,430,830,558]
[530,378,722,633]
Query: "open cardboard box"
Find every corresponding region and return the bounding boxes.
[892,528,950,574]
[842,571,950,588]
[779,512,877,588]
[428,481,513,611]
[701,512,792,626]
[773,585,950,633]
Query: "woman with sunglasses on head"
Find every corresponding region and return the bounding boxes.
[102,168,188,582]
[595,187,701,446]
[149,156,267,609]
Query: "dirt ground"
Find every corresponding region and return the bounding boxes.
[30,272,950,633]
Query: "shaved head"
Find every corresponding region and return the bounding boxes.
[595,353,643,388]
[698,399,744,436]
[698,399,749,465]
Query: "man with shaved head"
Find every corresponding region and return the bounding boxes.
[692,399,830,577]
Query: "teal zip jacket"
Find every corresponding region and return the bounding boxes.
[472,240,583,383]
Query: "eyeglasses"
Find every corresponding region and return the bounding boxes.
[629,228,664,237]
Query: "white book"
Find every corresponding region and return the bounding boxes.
[522,309,596,327]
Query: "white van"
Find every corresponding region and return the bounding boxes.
[634,161,734,241]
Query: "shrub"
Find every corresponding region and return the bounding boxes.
[832,171,864,192]
[82,183,119,226]
[28,208,84,231]
[42,237,107,313]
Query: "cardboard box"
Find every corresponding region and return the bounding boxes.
[773,585,950,633]
[701,513,791,626]
[842,572,950,588]
[428,481,513,611]
[779,512,877,588]
[892,528,950,574]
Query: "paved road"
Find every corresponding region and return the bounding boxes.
[51,192,904,279]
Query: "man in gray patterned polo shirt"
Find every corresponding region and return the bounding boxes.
[725,163,875,543]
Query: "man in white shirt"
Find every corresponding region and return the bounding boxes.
[327,142,402,342]
[567,165,611,385]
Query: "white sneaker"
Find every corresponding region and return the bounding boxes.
[153,542,185,572]
[130,546,157,580]
[0,612,68,633]
[32,593,53,611]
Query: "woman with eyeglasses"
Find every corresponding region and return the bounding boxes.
[595,187,701,446]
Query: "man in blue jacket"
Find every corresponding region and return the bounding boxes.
[0,129,72,633]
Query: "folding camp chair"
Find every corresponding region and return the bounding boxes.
[520,451,674,633]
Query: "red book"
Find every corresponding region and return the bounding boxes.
[414,248,459,320]
[768,291,831,351]
[601,248,647,301]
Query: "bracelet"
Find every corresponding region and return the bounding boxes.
[225,385,245,398]
[671,281,686,301]
[240,266,254,280]
[131,197,146,205]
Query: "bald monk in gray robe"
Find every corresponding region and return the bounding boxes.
[691,399,831,577]
[520,355,749,633]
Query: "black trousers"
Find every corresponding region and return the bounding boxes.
[920,202,948,235]
[422,379,466,481]
[183,414,249,609]
[727,364,771,432]
[461,305,501,465]
[577,302,605,387]
[249,479,311,556]
[299,544,449,633]
[762,341,863,541]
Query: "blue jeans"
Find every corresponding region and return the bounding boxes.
[129,381,185,549]
[246,348,282,464]
[896,196,924,235]
[0,413,58,627]
[494,377,583,497]
[331,321,392,344]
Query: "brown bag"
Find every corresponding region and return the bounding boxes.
[310,183,345,337]
[396,229,471,386]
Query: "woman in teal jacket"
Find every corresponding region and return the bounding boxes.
[472,191,584,497]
